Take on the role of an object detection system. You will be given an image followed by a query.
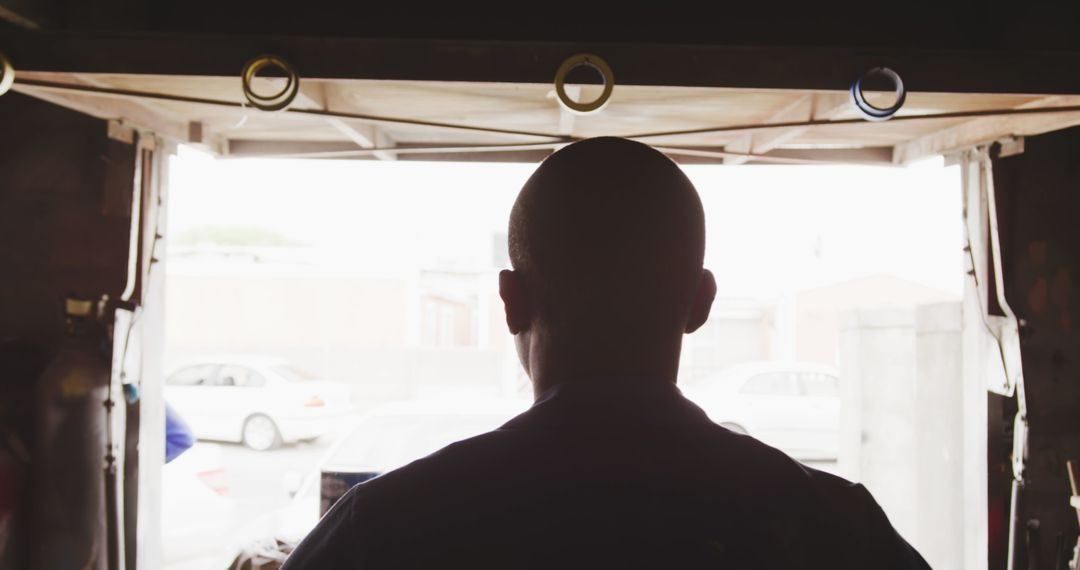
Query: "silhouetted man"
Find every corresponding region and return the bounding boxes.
[283,138,931,569]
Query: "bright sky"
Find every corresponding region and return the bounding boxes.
[168,146,963,299]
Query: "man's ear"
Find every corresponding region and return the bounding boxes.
[499,269,531,335]
[685,269,717,334]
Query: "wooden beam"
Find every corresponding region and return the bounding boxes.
[892,96,1080,164]
[9,84,209,149]
[665,145,893,166]
[309,81,397,160]
[226,139,893,165]
[226,139,358,156]
[12,76,227,153]
[556,85,580,136]
[71,73,226,153]
[325,118,396,160]
[753,93,849,150]
[8,29,1080,95]
[293,81,327,110]
[758,146,893,165]
[225,139,553,162]
[721,133,752,165]
[723,93,848,165]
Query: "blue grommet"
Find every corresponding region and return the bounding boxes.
[850,67,906,122]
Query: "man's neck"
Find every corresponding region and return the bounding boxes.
[524,347,682,401]
[525,337,684,400]
[531,373,677,401]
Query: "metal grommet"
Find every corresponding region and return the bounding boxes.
[554,53,614,115]
[850,67,906,122]
[241,54,300,112]
[0,52,14,97]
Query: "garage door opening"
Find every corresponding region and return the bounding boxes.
[159,146,964,568]
[14,63,1073,570]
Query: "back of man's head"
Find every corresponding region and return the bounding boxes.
[508,137,706,352]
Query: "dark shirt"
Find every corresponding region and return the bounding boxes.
[283,378,931,569]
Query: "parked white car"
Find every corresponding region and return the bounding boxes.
[681,362,841,460]
[161,443,238,568]
[164,356,352,451]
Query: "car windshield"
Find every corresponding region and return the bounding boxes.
[273,363,320,382]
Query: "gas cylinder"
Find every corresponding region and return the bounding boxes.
[30,297,113,570]
[0,337,45,570]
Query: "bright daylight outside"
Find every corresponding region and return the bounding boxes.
[160,147,963,569]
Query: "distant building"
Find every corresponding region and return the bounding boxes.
[680,299,778,384]
[165,243,957,403]
[793,274,958,365]
[164,246,509,406]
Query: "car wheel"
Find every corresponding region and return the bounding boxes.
[720,422,748,435]
[242,414,282,451]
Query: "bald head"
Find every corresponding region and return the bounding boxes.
[506,137,708,350]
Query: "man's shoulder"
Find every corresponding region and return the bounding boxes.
[286,420,930,570]
[343,428,523,503]
[356,420,854,516]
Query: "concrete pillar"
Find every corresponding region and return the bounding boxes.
[838,307,919,540]
[773,293,798,361]
[915,302,964,570]
[839,301,970,568]
[403,273,421,346]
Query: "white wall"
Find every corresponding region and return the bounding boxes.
[838,307,920,536]
[838,302,970,569]
[915,302,965,570]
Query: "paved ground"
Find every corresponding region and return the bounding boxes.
[219,434,335,520]
[162,419,357,570]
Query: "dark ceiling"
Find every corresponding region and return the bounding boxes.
[5,0,1080,51]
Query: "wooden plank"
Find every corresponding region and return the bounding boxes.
[325,118,396,160]
[759,146,893,164]
[756,93,850,149]
[557,85,580,136]
[723,95,807,164]
[723,93,848,165]
[748,95,816,152]
[8,29,1080,95]
[11,75,227,153]
[11,84,191,143]
[721,133,753,165]
[225,138,893,165]
[226,139,358,156]
[315,82,396,160]
[892,96,1080,164]
[73,72,227,154]
[225,139,553,162]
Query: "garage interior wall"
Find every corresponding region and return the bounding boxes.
[3,2,1080,568]
[3,1,1080,50]
[992,128,1080,570]
[0,92,134,568]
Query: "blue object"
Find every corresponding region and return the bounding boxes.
[164,402,195,464]
[122,382,140,404]
[850,67,906,121]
